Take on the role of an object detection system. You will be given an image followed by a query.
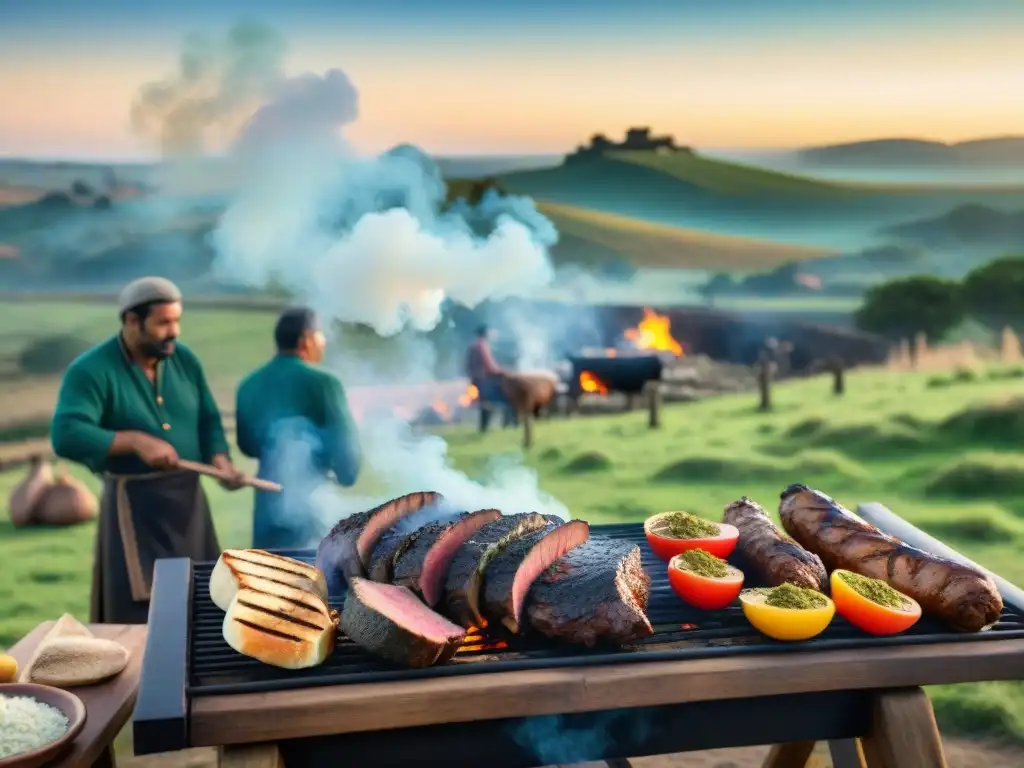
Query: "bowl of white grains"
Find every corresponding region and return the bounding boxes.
[0,684,86,768]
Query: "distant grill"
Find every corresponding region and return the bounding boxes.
[567,355,663,397]
[184,523,1024,697]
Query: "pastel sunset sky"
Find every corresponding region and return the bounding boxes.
[2,0,1022,160]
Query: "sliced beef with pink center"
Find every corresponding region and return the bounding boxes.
[401,509,502,606]
[442,512,550,629]
[527,539,653,647]
[481,520,590,633]
[316,491,443,589]
[367,510,465,584]
[340,578,467,668]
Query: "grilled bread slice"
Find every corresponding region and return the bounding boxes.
[210,549,329,612]
[223,580,339,669]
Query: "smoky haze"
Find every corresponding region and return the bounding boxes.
[131,20,569,529]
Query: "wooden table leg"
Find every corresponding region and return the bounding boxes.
[91,746,116,768]
[761,741,816,768]
[827,739,867,768]
[861,688,948,768]
[218,743,284,768]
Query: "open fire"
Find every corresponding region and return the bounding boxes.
[578,308,682,394]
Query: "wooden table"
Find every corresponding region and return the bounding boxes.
[7,623,147,768]
[185,633,1024,768]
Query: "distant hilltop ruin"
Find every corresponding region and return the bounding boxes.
[566,127,692,163]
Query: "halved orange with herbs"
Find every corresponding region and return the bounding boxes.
[830,570,921,636]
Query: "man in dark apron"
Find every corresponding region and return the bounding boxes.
[50,276,244,624]
[235,307,361,550]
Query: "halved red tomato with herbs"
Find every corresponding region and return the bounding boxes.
[668,553,744,610]
[830,569,922,636]
[644,511,739,561]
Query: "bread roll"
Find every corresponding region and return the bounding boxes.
[209,549,329,612]
[223,581,338,669]
[26,636,130,687]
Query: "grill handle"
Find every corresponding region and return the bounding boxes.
[857,502,1024,612]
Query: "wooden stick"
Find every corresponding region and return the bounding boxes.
[176,459,282,493]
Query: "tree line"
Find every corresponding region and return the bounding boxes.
[854,254,1024,342]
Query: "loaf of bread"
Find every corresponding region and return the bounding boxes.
[222,581,338,669]
[209,549,329,612]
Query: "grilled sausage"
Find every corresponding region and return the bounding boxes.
[723,496,827,591]
[778,484,1003,632]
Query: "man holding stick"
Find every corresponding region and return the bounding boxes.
[51,276,244,624]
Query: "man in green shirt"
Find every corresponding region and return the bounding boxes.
[50,276,244,624]
[235,307,361,550]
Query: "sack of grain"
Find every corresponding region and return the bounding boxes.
[35,464,98,527]
[8,455,55,527]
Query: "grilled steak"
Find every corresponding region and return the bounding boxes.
[316,491,443,589]
[723,496,827,591]
[418,509,502,607]
[481,520,591,633]
[340,578,467,668]
[443,512,551,628]
[367,510,464,584]
[392,517,466,594]
[779,484,1004,632]
[527,539,652,647]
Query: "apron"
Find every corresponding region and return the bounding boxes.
[90,469,220,624]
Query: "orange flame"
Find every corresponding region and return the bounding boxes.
[458,384,479,407]
[432,400,451,419]
[624,308,683,356]
[579,371,609,395]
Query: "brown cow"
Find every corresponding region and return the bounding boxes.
[498,371,559,448]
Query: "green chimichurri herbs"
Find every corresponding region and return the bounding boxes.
[660,511,720,539]
[838,570,909,609]
[674,549,730,578]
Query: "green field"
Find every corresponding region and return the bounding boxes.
[538,201,835,270]
[3,365,1024,743]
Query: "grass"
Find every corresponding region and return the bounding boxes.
[608,150,860,199]
[4,349,1024,743]
[538,201,835,270]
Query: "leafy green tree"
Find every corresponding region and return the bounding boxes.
[962,254,1024,332]
[854,276,965,341]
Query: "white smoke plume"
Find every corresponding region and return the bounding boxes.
[138,21,569,526]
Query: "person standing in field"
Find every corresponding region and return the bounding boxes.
[465,324,507,433]
[50,277,245,624]
[235,307,361,550]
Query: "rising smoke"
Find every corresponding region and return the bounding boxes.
[133,21,569,529]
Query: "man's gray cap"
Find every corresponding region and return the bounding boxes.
[117,277,182,316]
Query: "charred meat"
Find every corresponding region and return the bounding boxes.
[527,539,653,647]
[340,578,467,668]
[316,491,443,589]
[723,496,827,591]
[443,512,551,628]
[481,520,591,633]
[779,484,1003,632]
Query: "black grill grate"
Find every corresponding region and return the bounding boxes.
[188,523,1024,696]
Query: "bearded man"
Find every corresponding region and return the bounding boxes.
[51,277,243,624]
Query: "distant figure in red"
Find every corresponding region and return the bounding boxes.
[466,324,504,432]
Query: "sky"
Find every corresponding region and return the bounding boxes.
[1,0,1023,160]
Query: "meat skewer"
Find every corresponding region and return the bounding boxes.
[778,484,1002,632]
[723,496,827,591]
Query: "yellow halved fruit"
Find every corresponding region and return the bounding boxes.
[0,653,18,683]
[739,588,835,642]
